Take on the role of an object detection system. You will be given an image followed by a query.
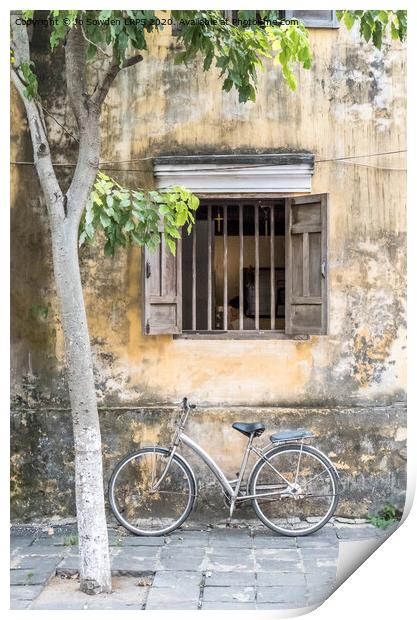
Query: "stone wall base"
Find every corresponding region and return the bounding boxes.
[11,403,407,521]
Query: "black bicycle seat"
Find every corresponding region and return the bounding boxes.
[232,422,265,437]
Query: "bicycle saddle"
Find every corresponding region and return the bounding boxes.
[232,422,265,437]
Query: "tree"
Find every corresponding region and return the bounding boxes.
[10,9,406,594]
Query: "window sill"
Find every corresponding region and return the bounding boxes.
[174,331,310,340]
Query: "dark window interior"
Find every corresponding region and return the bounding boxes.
[182,201,285,332]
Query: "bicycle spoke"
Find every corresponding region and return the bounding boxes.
[110,449,194,535]
[251,446,338,535]
[302,469,328,488]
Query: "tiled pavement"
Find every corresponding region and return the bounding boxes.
[10,523,394,610]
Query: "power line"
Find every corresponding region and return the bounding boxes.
[10,149,407,172]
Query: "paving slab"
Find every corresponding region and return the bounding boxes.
[257,585,307,605]
[255,558,303,572]
[121,536,165,547]
[256,571,306,586]
[10,567,56,586]
[10,536,35,552]
[152,570,202,588]
[335,525,393,540]
[203,585,255,603]
[167,531,210,546]
[205,571,255,586]
[202,602,257,610]
[206,553,254,572]
[209,530,253,547]
[146,601,199,610]
[20,545,67,557]
[253,535,297,548]
[10,584,44,601]
[145,585,200,606]
[158,554,206,571]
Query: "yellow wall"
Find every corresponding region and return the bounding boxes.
[11,23,406,407]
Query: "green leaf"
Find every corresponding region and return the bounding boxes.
[166,237,176,255]
[99,213,111,228]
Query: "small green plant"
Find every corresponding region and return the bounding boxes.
[27,571,34,583]
[63,534,79,546]
[367,503,401,529]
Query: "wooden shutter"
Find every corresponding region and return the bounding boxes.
[142,230,182,335]
[285,194,328,335]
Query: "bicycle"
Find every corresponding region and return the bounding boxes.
[108,397,340,537]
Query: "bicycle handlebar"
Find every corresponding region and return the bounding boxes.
[182,397,196,411]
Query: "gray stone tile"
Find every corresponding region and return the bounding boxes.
[10,536,35,551]
[113,547,160,560]
[203,585,255,603]
[121,536,165,547]
[12,557,61,571]
[21,545,66,557]
[255,548,300,562]
[255,558,303,572]
[146,601,199,610]
[160,547,205,558]
[302,557,337,571]
[300,548,338,561]
[253,535,297,548]
[56,557,79,573]
[10,584,44,601]
[205,571,255,586]
[307,582,336,599]
[256,571,305,586]
[202,602,257,610]
[206,554,254,572]
[145,585,200,606]
[112,556,159,572]
[209,530,253,547]
[304,570,337,585]
[158,555,205,571]
[166,531,209,546]
[31,537,64,547]
[152,570,202,588]
[28,601,90,610]
[335,526,389,540]
[10,568,55,586]
[10,599,31,609]
[256,602,306,610]
[257,585,307,605]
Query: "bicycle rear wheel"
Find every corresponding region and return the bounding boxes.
[249,444,339,536]
[108,447,196,536]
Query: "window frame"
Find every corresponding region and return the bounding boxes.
[142,193,329,340]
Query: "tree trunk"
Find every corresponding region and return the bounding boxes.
[10,15,125,595]
[50,213,111,594]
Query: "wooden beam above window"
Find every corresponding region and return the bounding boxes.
[153,153,314,194]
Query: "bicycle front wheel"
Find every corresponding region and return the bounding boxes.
[249,444,339,536]
[108,447,196,536]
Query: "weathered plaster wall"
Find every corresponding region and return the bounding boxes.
[11,23,406,408]
[10,21,406,520]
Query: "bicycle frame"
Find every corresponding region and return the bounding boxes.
[150,398,312,518]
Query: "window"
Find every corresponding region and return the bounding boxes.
[142,194,328,338]
[283,11,339,29]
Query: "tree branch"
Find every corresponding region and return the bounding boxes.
[65,26,89,128]
[91,54,143,110]
[10,12,64,221]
